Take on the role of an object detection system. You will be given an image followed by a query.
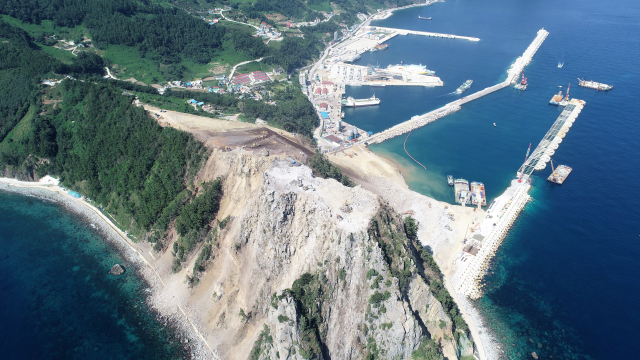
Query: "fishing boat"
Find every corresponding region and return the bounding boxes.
[418,16,432,20]
[455,80,473,94]
[447,175,454,186]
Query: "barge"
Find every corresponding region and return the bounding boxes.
[470,182,487,207]
[454,179,470,205]
[548,163,572,184]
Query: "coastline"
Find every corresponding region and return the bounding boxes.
[374,148,503,360]
[0,178,216,360]
[326,145,500,360]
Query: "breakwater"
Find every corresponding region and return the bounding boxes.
[368,26,480,42]
[455,97,586,300]
[455,180,532,300]
[367,104,460,144]
[366,29,548,145]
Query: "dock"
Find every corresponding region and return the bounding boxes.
[366,29,549,144]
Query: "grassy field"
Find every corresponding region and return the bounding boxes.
[235,61,270,75]
[0,105,35,157]
[103,45,167,84]
[0,15,88,40]
[308,1,332,12]
[38,45,76,64]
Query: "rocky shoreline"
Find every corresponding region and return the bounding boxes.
[0,183,213,360]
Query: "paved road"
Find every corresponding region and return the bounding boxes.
[219,10,259,29]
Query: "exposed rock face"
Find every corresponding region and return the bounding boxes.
[175,151,471,360]
[110,264,125,276]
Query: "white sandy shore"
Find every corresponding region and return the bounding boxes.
[0,177,217,360]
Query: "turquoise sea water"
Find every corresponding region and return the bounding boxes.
[0,191,186,359]
[353,0,640,358]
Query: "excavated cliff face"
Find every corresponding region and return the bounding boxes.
[186,150,468,359]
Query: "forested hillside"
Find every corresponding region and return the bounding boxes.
[0,20,218,252]
[0,0,326,77]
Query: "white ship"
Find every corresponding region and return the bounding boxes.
[341,95,381,107]
[386,63,435,76]
[577,78,612,91]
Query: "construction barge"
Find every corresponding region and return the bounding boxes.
[470,182,487,207]
[454,179,470,205]
[548,163,572,184]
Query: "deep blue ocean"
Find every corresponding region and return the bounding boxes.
[0,191,186,359]
[352,0,640,358]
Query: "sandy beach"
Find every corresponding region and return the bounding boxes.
[0,177,217,360]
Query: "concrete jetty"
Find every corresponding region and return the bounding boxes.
[368,26,480,42]
[366,29,549,144]
[455,97,586,300]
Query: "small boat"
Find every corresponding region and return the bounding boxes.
[558,62,564,68]
[419,16,432,20]
[447,175,454,186]
[557,85,563,88]
[493,123,496,127]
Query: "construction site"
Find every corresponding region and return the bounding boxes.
[143,105,314,163]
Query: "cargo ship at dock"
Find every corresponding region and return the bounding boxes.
[455,80,473,94]
[578,78,612,91]
[470,182,487,207]
[386,63,435,76]
[341,95,380,107]
[369,44,389,52]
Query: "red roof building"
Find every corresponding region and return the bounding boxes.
[315,88,322,94]
[319,103,328,110]
[322,88,328,94]
[321,81,333,85]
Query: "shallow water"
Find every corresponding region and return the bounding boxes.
[354,0,640,358]
[0,191,187,359]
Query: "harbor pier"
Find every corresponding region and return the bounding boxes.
[366,29,549,144]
